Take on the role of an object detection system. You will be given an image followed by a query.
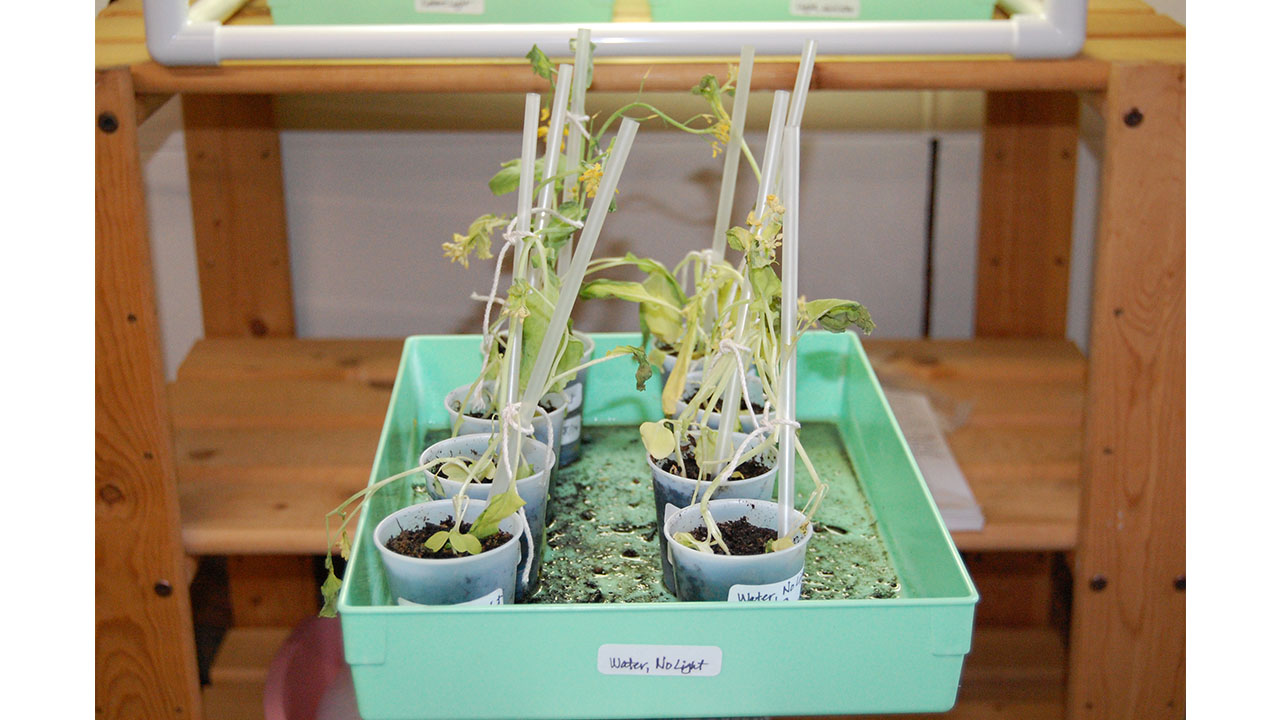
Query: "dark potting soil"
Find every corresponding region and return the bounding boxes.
[689,517,777,556]
[385,517,513,559]
[659,440,771,480]
[681,388,765,415]
[464,398,557,422]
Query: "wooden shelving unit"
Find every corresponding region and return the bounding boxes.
[95,1,1184,719]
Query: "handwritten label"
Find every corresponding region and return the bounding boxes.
[415,0,484,15]
[729,569,804,602]
[790,0,861,19]
[397,587,503,607]
[598,644,722,677]
[562,415,582,445]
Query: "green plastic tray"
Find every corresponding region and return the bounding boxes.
[268,0,615,25]
[337,331,976,719]
[648,0,996,22]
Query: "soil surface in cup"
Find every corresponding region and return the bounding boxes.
[658,439,772,480]
[681,388,764,415]
[385,517,512,560]
[461,398,557,422]
[688,517,777,555]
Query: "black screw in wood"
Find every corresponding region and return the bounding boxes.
[154,580,173,597]
[1123,108,1144,128]
[1089,575,1108,591]
[98,112,119,134]
[1174,575,1185,592]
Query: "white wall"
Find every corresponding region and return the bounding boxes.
[138,91,1100,379]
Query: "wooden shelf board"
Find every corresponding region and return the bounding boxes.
[173,337,1081,556]
[201,625,1064,720]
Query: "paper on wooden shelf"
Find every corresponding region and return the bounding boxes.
[883,388,985,533]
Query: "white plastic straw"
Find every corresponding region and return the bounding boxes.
[534,64,575,288]
[710,46,755,260]
[492,93,543,497]
[536,63,574,233]
[518,118,641,426]
[712,90,789,465]
[755,90,791,214]
[786,40,818,128]
[557,28,593,277]
[778,125,802,538]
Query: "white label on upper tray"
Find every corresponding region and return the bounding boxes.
[729,568,804,602]
[397,588,503,607]
[415,0,484,15]
[790,0,861,19]
[598,644,722,677]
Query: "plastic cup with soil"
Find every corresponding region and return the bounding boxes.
[443,381,568,463]
[420,432,554,600]
[673,371,765,431]
[663,498,812,602]
[374,497,525,606]
[646,430,778,594]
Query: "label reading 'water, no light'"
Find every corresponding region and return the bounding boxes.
[728,568,804,602]
[415,0,484,15]
[598,644,722,677]
[790,0,861,19]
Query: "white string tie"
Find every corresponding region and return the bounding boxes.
[565,112,592,143]
[500,402,535,437]
[716,338,762,430]
[531,205,585,229]
[479,218,538,355]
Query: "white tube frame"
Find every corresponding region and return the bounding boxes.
[145,0,1086,66]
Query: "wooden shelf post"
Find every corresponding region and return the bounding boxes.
[976,90,1080,338]
[1068,62,1186,719]
[182,94,296,339]
[96,67,204,720]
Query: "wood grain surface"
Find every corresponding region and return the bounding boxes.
[1067,61,1185,720]
[96,68,204,720]
[976,90,1080,337]
[182,94,295,338]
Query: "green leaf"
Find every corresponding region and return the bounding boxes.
[579,279,672,306]
[450,529,483,556]
[767,536,795,553]
[804,299,876,335]
[541,199,586,251]
[425,530,450,553]
[692,73,721,101]
[338,531,352,560]
[470,485,526,540]
[319,560,342,618]
[605,344,654,391]
[673,531,715,554]
[488,157,545,196]
[526,45,555,82]
[439,460,472,483]
[725,226,751,252]
[639,421,676,459]
[748,265,781,302]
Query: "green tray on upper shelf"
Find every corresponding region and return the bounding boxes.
[648,0,997,22]
[336,331,976,720]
